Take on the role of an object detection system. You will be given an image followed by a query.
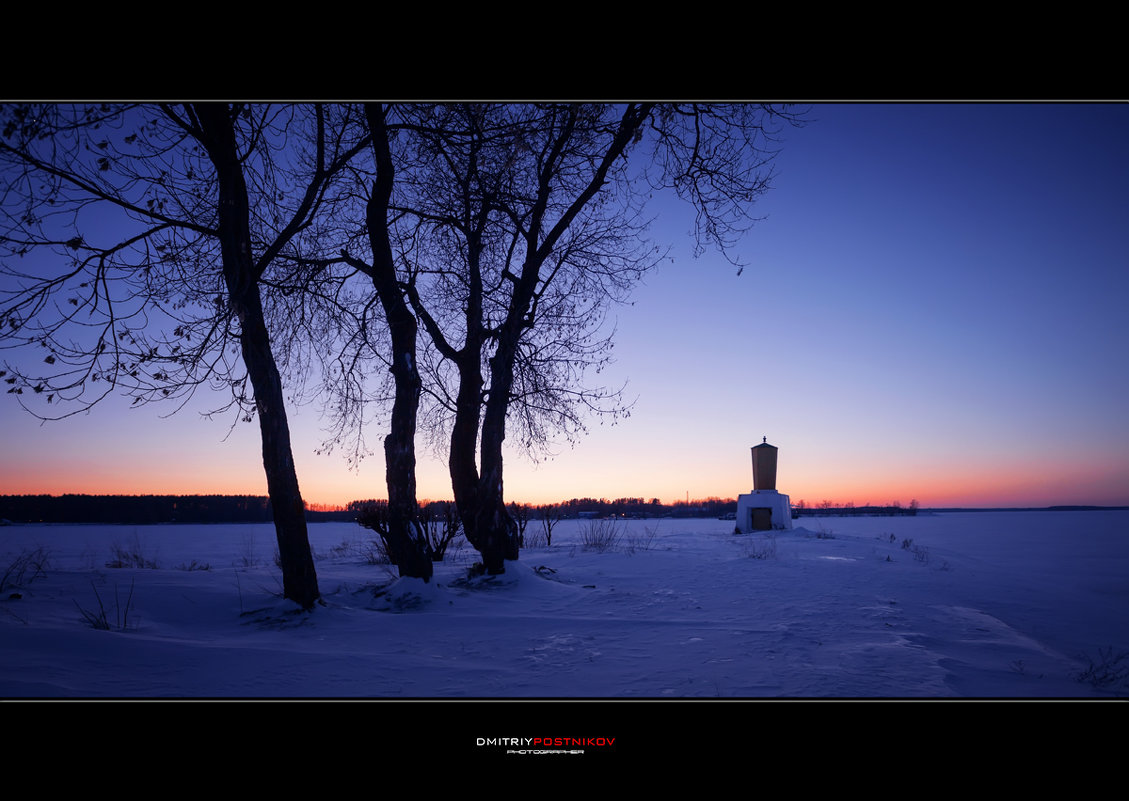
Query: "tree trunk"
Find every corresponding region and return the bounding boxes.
[372,244,432,580]
[241,293,321,608]
[195,103,320,609]
[453,314,524,575]
[441,227,513,572]
[472,344,522,573]
[471,473,519,573]
[379,338,433,580]
[448,349,488,564]
[364,104,433,580]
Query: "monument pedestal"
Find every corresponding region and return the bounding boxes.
[735,489,793,533]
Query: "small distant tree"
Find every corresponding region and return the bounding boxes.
[508,501,531,548]
[421,500,462,562]
[538,503,562,547]
[356,498,462,564]
[353,499,394,558]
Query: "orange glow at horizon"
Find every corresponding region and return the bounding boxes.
[3,408,1126,510]
[4,413,1127,511]
[4,457,1126,510]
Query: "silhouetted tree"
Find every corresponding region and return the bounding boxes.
[508,501,531,547]
[0,103,369,608]
[353,104,436,577]
[421,500,462,561]
[537,502,562,547]
[280,104,457,581]
[227,103,803,579]
[395,103,803,573]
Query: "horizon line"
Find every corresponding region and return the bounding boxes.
[3,491,1127,514]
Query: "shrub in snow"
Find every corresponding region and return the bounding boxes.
[1076,647,1129,692]
[74,579,136,631]
[523,528,548,549]
[1,545,51,592]
[623,524,660,555]
[235,533,260,569]
[580,519,620,553]
[105,534,159,569]
[361,538,392,565]
[742,534,778,560]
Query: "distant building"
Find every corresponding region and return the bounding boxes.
[735,437,793,533]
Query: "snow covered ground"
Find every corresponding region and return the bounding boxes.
[1,511,1127,699]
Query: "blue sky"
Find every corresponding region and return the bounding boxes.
[3,103,1127,508]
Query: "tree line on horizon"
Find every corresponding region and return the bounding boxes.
[0,493,737,525]
[0,103,805,607]
[0,494,277,525]
[1,493,927,525]
[792,498,920,517]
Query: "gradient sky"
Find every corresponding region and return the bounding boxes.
[2,103,1127,508]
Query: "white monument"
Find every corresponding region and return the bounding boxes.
[735,437,792,533]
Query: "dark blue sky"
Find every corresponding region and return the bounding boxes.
[3,103,1127,507]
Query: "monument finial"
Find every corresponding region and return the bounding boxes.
[762,435,767,444]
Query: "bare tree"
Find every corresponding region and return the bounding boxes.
[537,503,562,548]
[303,103,437,580]
[385,103,803,574]
[421,500,462,562]
[508,501,530,548]
[335,105,643,573]
[229,102,803,580]
[0,103,369,608]
[460,104,655,573]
